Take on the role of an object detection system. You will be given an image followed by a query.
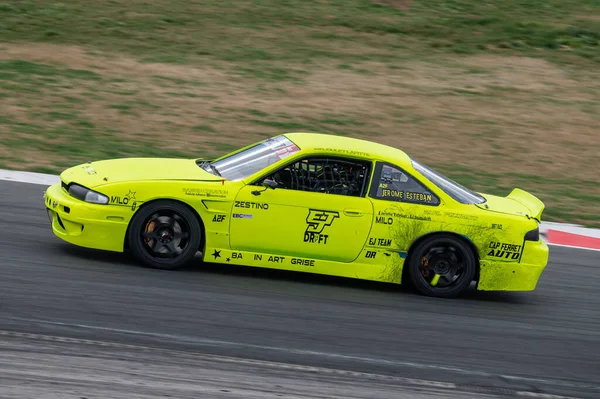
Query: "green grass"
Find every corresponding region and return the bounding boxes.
[0,0,599,226]
[0,60,102,80]
[193,124,216,133]
[2,1,599,66]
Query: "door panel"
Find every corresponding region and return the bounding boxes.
[366,161,442,252]
[229,186,374,262]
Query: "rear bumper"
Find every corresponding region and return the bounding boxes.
[44,183,129,252]
[477,239,549,291]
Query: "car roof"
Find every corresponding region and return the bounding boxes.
[282,132,411,164]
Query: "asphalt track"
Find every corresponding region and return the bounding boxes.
[1,180,599,398]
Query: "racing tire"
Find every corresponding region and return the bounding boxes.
[407,234,477,298]
[127,200,202,270]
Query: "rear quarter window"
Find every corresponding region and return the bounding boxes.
[369,162,440,206]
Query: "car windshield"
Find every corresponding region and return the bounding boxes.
[411,160,486,204]
[202,136,301,181]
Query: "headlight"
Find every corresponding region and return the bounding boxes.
[68,184,109,204]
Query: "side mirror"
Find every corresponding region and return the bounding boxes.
[262,179,278,189]
[252,179,278,196]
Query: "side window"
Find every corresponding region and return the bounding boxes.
[262,157,371,197]
[369,162,439,205]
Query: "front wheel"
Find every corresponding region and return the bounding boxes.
[407,234,477,298]
[127,200,202,270]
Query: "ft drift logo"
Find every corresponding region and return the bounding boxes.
[304,209,339,244]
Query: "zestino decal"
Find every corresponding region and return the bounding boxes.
[234,201,269,210]
[304,209,339,244]
[487,241,522,260]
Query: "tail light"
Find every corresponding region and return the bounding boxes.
[524,227,539,241]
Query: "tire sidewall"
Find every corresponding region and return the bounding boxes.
[128,200,202,269]
[408,234,477,298]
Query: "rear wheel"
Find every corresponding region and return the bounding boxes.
[407,234,477,298]
[128,201,202,270]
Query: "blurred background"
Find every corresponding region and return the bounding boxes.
[1,0,599,225]
[2,2,600,398]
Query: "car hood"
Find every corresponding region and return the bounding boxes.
[60,158,222,188]
[476,188,545,221]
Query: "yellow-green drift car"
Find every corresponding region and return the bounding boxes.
[44,133,549,298]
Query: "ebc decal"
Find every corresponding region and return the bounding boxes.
[233,213,252,219]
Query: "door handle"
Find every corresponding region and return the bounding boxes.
[344,208,364,217]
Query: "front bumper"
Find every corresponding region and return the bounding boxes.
[44,183,130,252]
[477,239,549,291]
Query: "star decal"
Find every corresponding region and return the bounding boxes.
[125,190,136,200]
[212,249,221,259]
[226,257,231,262]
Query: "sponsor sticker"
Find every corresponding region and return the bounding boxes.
[233,213,253,219]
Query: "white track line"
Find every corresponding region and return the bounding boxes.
[546,243,600,252]
[0,169,59,186]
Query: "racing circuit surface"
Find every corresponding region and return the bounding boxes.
[1,179,600,398]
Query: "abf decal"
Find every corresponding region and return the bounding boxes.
[304,209,339,245]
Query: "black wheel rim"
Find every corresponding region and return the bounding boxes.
[140,210,190,259]
[417,244,467,289]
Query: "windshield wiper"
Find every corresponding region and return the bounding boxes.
[209,164,221,177]
[198,161,221,177]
